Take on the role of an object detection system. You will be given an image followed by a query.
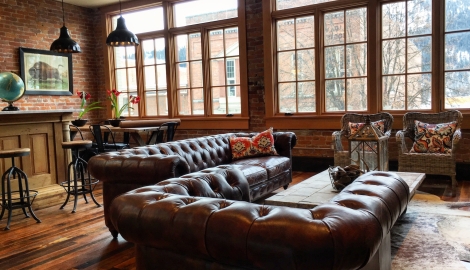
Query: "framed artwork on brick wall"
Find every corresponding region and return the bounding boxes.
[19,47,73,96]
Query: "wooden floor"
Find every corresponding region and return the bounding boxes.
[0,171,468,269]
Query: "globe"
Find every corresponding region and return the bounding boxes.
[0,72,25,111]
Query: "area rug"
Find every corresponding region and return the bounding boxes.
[391,192,470,270]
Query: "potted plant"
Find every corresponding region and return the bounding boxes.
[107,89,140,127]
[72,91,102,127]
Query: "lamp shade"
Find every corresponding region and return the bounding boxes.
[50,25,81,53]
[106,16,139,46]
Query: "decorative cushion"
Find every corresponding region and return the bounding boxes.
[410,120,457,154]
[348,119,385,136]
[230,128,278,160]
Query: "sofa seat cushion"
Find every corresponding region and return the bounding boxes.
[231,156,291,180]
[219,164,268,187]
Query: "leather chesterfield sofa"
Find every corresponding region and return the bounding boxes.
[88,132,296,238]
[110,171,410,270]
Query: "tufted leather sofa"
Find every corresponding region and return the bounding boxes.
[88,132,296,237]
[110,171,410,270]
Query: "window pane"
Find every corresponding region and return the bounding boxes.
[210,30,224,58]
[298,82,315,112]
[157,91,168,115]
[177,63,189,88]
[212,87,226,114]
[408,36,432,73]
[114,47,126,68]
[325,79,345,112]
[144,66,156,89]
[407,0,431,36]
[127,68,137,90]
[347,44,367,77]
[211,60,223,86]
[143,40,155,65]
[296,16,315,48]
[278,51,296,81]
[324,11,344,46]
[225,28,239,56]
[189,33,202,60]
[277,0,339,11]
[382,75,405,110]
[346,78,367,111]
[408,74,431,109]
[116,69,127,91]
[155,38,166,64]
[277,19,295,51]
[346,8,367,43]
[112,7,163,34]
[174,0,237,27]
[178,89,190,115]
[325,46,344,79]
[176,35,188,62]
[228,86,241,114]
[125,46,136,68]
[278,83,296,113]
[157,65,167,89]
[382,2,406,39]
[382,39,406,75]
[446,0,470,32]
[445,32,470,70]
[297,49,315,80]
[445,71,470,108]
[192,88,204,115]
[190,61,203,88]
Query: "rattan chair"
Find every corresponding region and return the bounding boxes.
[332,112,394,168]
[396,110,462,196]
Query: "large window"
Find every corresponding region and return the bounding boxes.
[107,0,247,126]
[265,0,470,128]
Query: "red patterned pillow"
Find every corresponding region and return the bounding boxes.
[410,120,457,154]
[348,119,386,136]
[230,128,278,160]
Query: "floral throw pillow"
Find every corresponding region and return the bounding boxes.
[410,120,457,154]
[348,120,386,136]
[230,128,278,160]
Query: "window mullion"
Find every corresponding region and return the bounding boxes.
[201,28,212,117]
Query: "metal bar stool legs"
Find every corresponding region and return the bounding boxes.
[60,141,101,213]
[0,148,41,230]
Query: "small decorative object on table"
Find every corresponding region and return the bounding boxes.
[107,89,140,123]
[74,91,102,126]
[0,72,25,111]
[328,164,364,191]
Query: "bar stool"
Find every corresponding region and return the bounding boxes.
[60,140,101,213]
[0,148,41,230]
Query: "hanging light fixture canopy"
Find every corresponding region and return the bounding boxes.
[106,0,139,47]
[50,0,81,53]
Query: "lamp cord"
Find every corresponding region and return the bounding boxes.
[61,0,65,26]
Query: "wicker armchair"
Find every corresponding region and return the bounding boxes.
[396,110,462,196]
[332,112,394,168]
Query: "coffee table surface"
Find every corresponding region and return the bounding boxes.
[264,170,425,209]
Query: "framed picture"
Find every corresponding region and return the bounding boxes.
[19,47,73,96]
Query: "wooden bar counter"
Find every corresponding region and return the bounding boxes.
[0,110,75,210]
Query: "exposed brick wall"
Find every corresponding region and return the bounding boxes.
[1,0,103,121]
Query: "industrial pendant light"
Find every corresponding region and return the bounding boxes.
[50,0,81,53]
[106,0,139,47]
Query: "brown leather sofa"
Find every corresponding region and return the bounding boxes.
[110,171,409,270]
[88,132,296,237]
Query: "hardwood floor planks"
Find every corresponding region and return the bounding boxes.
[0,171,468,269]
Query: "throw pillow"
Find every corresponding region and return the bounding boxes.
[230,128,278,160]
[410,120,457,154]
[348,119,386,136]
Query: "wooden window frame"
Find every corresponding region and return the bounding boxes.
[102,0,249,130]
[263,0,470,130]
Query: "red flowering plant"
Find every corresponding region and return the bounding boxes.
[107,89,141,119]
[77,91,102,120]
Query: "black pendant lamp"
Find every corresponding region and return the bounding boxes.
[106,0,139,47]
[50,0,81,53]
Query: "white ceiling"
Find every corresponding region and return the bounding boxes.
[57,0,130,9]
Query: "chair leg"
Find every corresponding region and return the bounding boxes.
[451,175,458,197]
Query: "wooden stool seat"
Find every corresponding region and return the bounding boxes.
[0,147,40,230]
[0,148,30,158]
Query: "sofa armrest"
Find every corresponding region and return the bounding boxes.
[88,149,190,186]
[273,132,297,158]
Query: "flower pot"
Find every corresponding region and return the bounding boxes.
[71,119,88,127]
[108,119,123,127]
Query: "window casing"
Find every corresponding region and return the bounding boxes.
[106,0,248,129]
[264,0,470,129]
